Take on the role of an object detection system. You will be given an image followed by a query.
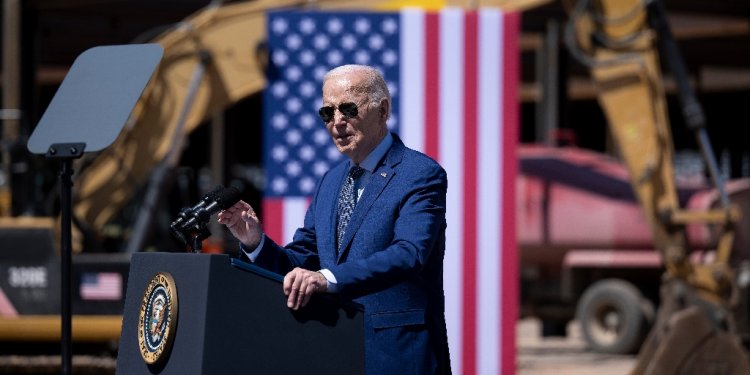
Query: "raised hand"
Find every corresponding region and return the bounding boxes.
[217,200,263,249]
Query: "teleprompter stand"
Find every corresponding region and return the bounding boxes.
[27,44,163,375]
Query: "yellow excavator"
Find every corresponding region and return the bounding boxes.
[562,0,750,373]
[2,0,749,373]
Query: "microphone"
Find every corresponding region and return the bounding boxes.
[170,185,225,229]
[175,186,242,232]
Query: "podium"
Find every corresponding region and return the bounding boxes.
[116,253,364,374]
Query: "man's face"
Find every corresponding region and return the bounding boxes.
[321,74,386,164]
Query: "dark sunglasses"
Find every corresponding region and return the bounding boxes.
[318,102,359,123]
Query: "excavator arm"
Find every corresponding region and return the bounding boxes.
[70,0,398,249]
[565,0,749,373]
[72,0,276,244]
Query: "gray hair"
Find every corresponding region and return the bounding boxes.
[323,65,391,119]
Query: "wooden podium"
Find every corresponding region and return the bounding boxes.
[116,253,364,374]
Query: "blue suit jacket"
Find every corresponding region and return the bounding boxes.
[252,135,451,374]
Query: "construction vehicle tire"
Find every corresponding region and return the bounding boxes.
[577,278,652,354]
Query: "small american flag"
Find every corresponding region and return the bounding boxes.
[79,272,122,301]
[262,8,519,375]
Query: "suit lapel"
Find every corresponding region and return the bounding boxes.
[337,138,405,263]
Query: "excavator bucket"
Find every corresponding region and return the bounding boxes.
[632,279,750,375]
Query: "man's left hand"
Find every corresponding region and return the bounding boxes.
[283,267,328,310]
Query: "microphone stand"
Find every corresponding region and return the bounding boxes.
[170,220,211,253]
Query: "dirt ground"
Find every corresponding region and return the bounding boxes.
[0,318,637,374]
[517,317,637,375]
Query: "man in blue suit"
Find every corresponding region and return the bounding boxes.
[218,64,451,374]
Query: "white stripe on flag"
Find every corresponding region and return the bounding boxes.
[400,9,425,152]
[477,9,502,375]
[283,197,308,244]
[438,8,466,374]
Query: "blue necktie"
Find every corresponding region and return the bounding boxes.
[336,165,365,251]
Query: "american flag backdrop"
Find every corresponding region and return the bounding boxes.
[262,8,519,375]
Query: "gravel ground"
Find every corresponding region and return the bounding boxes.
[517,317,637,375]
[0,355,115,375]
[0,318,636,374]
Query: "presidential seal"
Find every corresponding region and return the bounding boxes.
[138,272,178,365]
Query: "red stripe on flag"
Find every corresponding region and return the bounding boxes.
[424,13,440,160]
[262,198,284,244]
[462,11,479,375]
[501,11,521,375]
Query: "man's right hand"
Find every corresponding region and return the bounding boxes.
[217,200,263,249]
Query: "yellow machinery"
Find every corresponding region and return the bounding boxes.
[564,0,750,373]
